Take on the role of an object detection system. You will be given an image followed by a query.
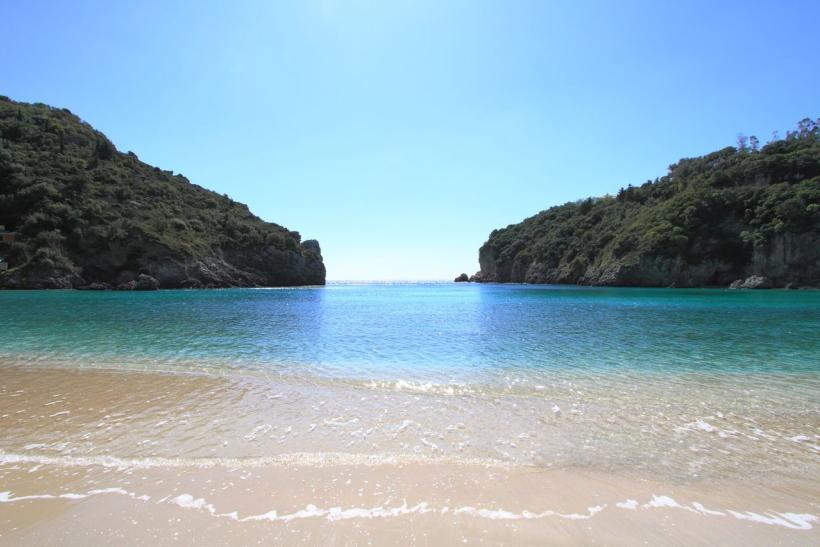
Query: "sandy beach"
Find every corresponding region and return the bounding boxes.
[1,365,817,545]
[2,457,817,546]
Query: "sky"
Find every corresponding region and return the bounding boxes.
[2,1,819,280]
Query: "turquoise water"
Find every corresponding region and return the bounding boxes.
[0,283,818,381]
[0,283,819,481]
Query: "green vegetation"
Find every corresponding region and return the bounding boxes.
[0,97,325,288]
[478,120,820,287]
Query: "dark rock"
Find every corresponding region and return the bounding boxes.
[302,239,321,255]
[115,271,137,285]
[134,274,159,291]
[785,282,798,290]
[454,273,469,282]
[468,272,484,283]
[115,281,137,291]
[0,269,81,289]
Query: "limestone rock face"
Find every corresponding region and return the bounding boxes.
[729,275,773,289]
[477,246,500,283]
[479,237,818,289]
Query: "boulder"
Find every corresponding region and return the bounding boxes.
[454,273,469,282]
[134,274,159,291]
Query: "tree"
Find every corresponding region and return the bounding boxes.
[749,135,759,152]
[737,134,748,151]
[796,118,818,139]
[94,138,114,160]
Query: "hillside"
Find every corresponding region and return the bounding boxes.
[474,120,820,288]
[0,97,325,289]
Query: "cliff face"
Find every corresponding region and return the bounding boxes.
[477,122,820,288]
[0,97,325,289]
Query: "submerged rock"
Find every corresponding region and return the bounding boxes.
[77,283,109,291]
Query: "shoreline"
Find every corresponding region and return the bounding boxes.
[1,453,817,545]
[0,364,818,544]
[2,288,819,294]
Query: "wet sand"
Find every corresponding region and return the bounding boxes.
[2,456,818,545]
[1,365,818,545]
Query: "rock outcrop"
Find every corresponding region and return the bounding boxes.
[0,97,325,289]
[729,275,773,289]
[454,273,469,282]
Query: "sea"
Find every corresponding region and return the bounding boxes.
[0,283,818,542]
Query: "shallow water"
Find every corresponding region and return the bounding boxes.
[0,284,818,473]
[2,283,819,376]
[0,284,818,543]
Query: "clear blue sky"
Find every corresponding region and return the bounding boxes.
[2,1,818,280]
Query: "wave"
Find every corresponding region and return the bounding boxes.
[0,450,510,470]
[0,487,815,530]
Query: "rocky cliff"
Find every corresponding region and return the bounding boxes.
[0,97,325,289]
[475,120,820,288]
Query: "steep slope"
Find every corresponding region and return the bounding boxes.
[476,120,820,288]
[0,96,325,289]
